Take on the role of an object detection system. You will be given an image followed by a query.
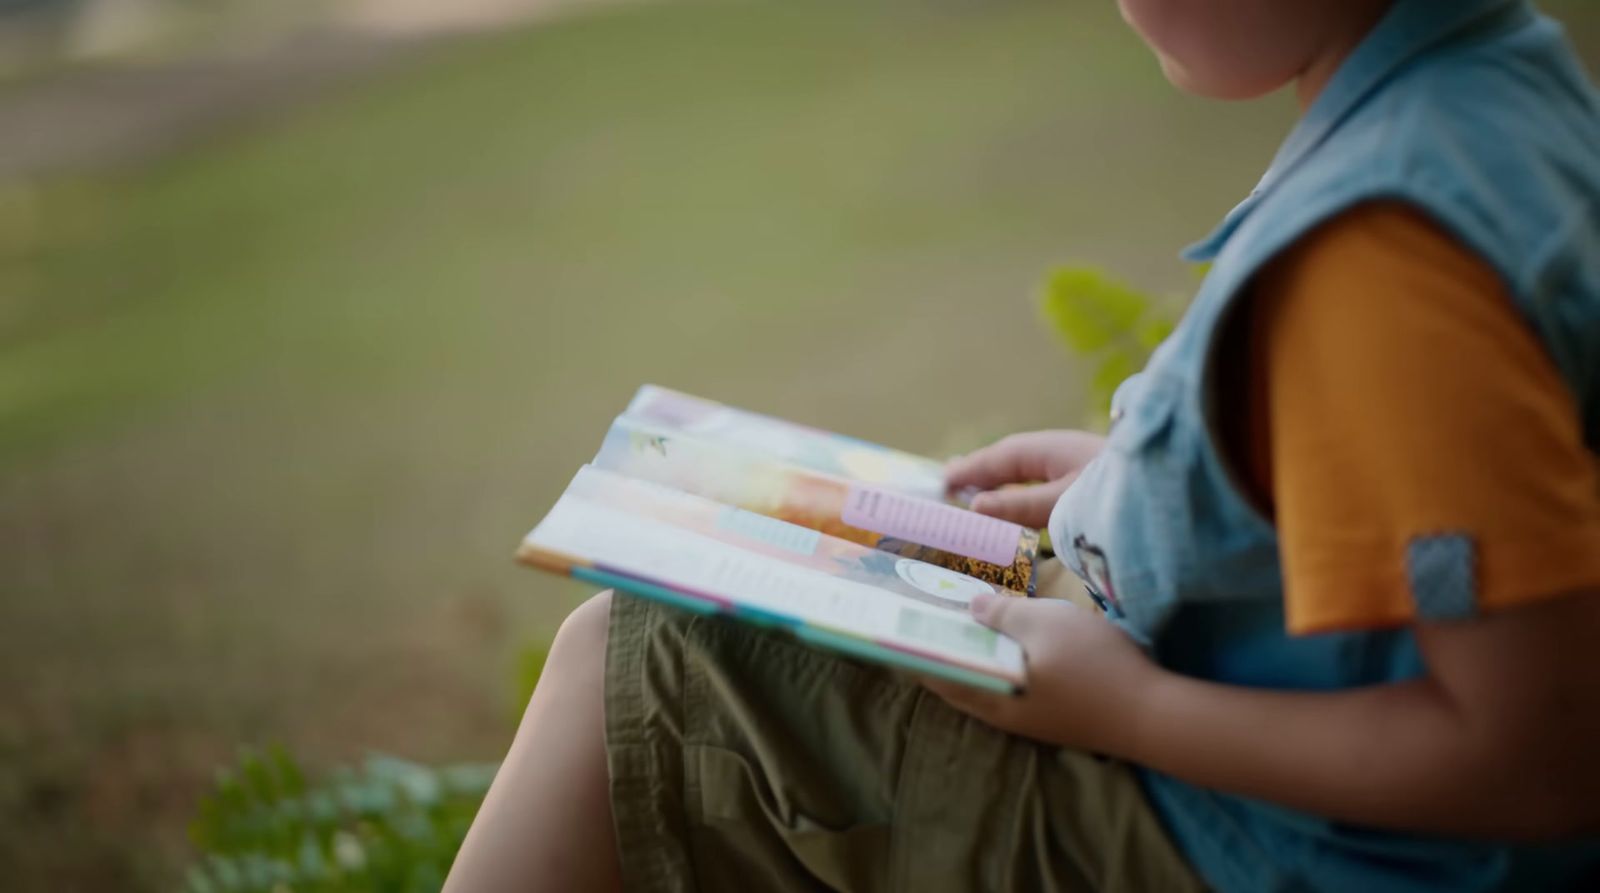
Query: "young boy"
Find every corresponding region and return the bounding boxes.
[447,0,1600,889]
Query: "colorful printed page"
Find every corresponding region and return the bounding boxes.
[623,385,949,502]
[593,417,1038,596]
[518,466,1026,692]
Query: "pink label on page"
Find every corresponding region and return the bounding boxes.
[840,486,1022,566]
[632,387,719,428]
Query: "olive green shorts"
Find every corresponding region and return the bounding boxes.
[603,592,1205,893]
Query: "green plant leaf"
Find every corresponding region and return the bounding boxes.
[1038,266,1147,353]
[184,746,498,892]
[1035,263,1185,428]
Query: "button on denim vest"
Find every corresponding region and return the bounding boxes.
[1047,1,1600,890]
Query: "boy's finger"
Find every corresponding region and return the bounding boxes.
[970,592,1022,634]
[944,433,1054,491]
[970,591,1078,640]
[967,480,1070,528]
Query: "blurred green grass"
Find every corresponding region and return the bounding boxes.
[1,0,1595,889]
[1,1,1251,457]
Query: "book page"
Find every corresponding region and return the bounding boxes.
[840,486,1023,567]
[593,416,1037,595]
[523,467,1025,680]
[624,384,949,501]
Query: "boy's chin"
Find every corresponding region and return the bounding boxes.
[1158,54,1286,101]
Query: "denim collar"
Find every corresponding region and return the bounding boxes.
[1183,0,1531,262]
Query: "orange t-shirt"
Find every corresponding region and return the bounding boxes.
[1223,203,1600,635]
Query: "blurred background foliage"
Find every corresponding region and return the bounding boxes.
[184,747,495,893]
[1,1,1596,889]
[1039,264,1180,417]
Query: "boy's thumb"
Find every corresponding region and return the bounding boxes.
[970,593,1028,635]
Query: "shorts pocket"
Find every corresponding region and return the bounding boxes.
[689,744,892,893]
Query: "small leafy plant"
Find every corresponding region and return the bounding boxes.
[1038,265,1185,420]
[183,746,497,893]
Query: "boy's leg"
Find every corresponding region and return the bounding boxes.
[606,593,1206,893]
[444,591,621,893]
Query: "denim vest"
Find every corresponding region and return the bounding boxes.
[1047,1,1600,890]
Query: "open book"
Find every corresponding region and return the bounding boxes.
[517,385,1033,693]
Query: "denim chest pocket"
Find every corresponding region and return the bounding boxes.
[1107,372,1183,455]
[1061,371,1192,636]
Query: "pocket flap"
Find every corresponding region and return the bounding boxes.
[1107,372,1182,453]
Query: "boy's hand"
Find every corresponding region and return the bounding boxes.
[922,592,1154,751]
[945,431,1105,529]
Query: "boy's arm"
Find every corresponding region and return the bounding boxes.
[927,589,1600,839]
[1126,589,1600,838]
[1113,201,1600,836]
[936,204,1600,838]
[1111,201,1600,835]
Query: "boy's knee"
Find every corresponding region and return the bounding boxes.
[551,590,613,659]
[514,591,613,731]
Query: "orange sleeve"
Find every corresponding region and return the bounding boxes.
[1245,202,1600,635]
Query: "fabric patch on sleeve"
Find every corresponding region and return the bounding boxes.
[1405,534,1478,621]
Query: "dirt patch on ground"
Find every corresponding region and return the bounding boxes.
[0,0,626,178]
[0,29,410,177]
